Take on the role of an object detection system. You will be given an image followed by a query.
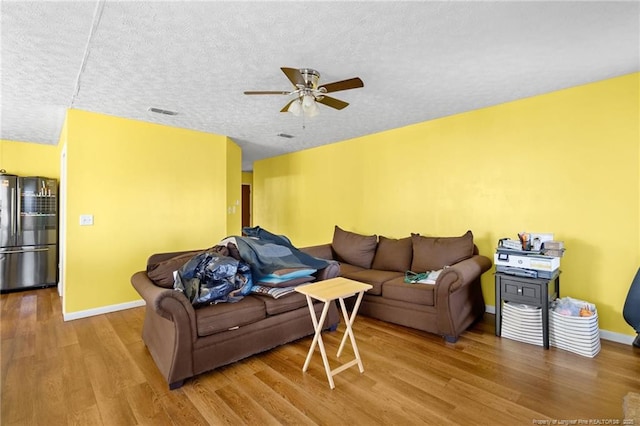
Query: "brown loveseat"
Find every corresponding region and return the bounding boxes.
[301,226,492,342]
[131,250,340,389]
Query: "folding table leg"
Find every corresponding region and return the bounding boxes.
[301,297,335,389]
[336,291,366,373]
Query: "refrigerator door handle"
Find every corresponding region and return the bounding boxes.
[15,185,20,236]
[10,187,16,237]
[0,248,49,254]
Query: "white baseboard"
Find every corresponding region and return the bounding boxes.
[63,299,146,321]
[598,329,636,345]
[485,304,636,345]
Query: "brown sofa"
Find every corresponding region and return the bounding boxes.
[301,226,492,342]
[131,250,341,389]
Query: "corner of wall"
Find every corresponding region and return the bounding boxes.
[226,138,242,236]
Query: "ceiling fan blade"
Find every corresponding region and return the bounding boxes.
[280,100,295,113]
[318,77,364,93]
[316,95,349,110]
[244,91,290,95]
[281,67,305,88]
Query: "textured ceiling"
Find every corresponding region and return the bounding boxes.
[1,1,638,171]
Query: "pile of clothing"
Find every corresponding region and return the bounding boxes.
[174,226,329,306]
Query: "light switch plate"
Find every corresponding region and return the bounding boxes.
[79,214,93,226]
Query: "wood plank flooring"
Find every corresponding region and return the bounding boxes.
[1,287,639,425]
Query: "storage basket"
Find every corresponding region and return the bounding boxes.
[501,302,544,347]
[549,309,601,357]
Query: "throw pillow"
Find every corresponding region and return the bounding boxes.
[410,230,474,272]
[332,225,378,269]
[146,250,203,288]
[371,236,413,272]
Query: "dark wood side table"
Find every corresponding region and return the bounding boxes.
[495,271,560,349]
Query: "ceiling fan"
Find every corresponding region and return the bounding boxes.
[244,67,364,117]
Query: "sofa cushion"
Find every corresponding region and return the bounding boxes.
[338,262,367,275]
[371,236,413,272]
[411,230,474,272]
[195,296,266,337]
[254,292,309,315]
[342,269,404,296]
[146,250,202,288]
[382,276,435,306]
[332,226,378,269]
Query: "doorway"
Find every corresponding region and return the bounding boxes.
[242,184,251,228]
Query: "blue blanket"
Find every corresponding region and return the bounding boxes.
[235,226,329,279]
[174,227,328,306]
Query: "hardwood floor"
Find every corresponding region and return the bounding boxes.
[1,287,639,425]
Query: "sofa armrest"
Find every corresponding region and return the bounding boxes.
[131,271,198,343]
[300,243,335,261]
[300,243,340,281]
[315,260,341,281]
[300,244,340,281]
[433,255,492,340]
[434,255,492,295]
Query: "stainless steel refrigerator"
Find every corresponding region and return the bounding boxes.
[0,172,58,291]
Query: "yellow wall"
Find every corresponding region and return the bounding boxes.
[0,139,60,179]
[254,73,640,337]
[242,172,253,186]
[226,138,242,236]
[63,109,233,314]
[2,111,241,315]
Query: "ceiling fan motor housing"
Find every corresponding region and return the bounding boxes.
[298,68,321,90]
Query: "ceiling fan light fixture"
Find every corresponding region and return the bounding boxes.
[288,99,302,116]
[302,94,315,109]
[305,100,319,117]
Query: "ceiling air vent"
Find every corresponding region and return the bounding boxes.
[277,133,294,139]
[148,107,178,116]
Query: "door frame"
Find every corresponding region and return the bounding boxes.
[241,184,251,229]
[58,144,67,298]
